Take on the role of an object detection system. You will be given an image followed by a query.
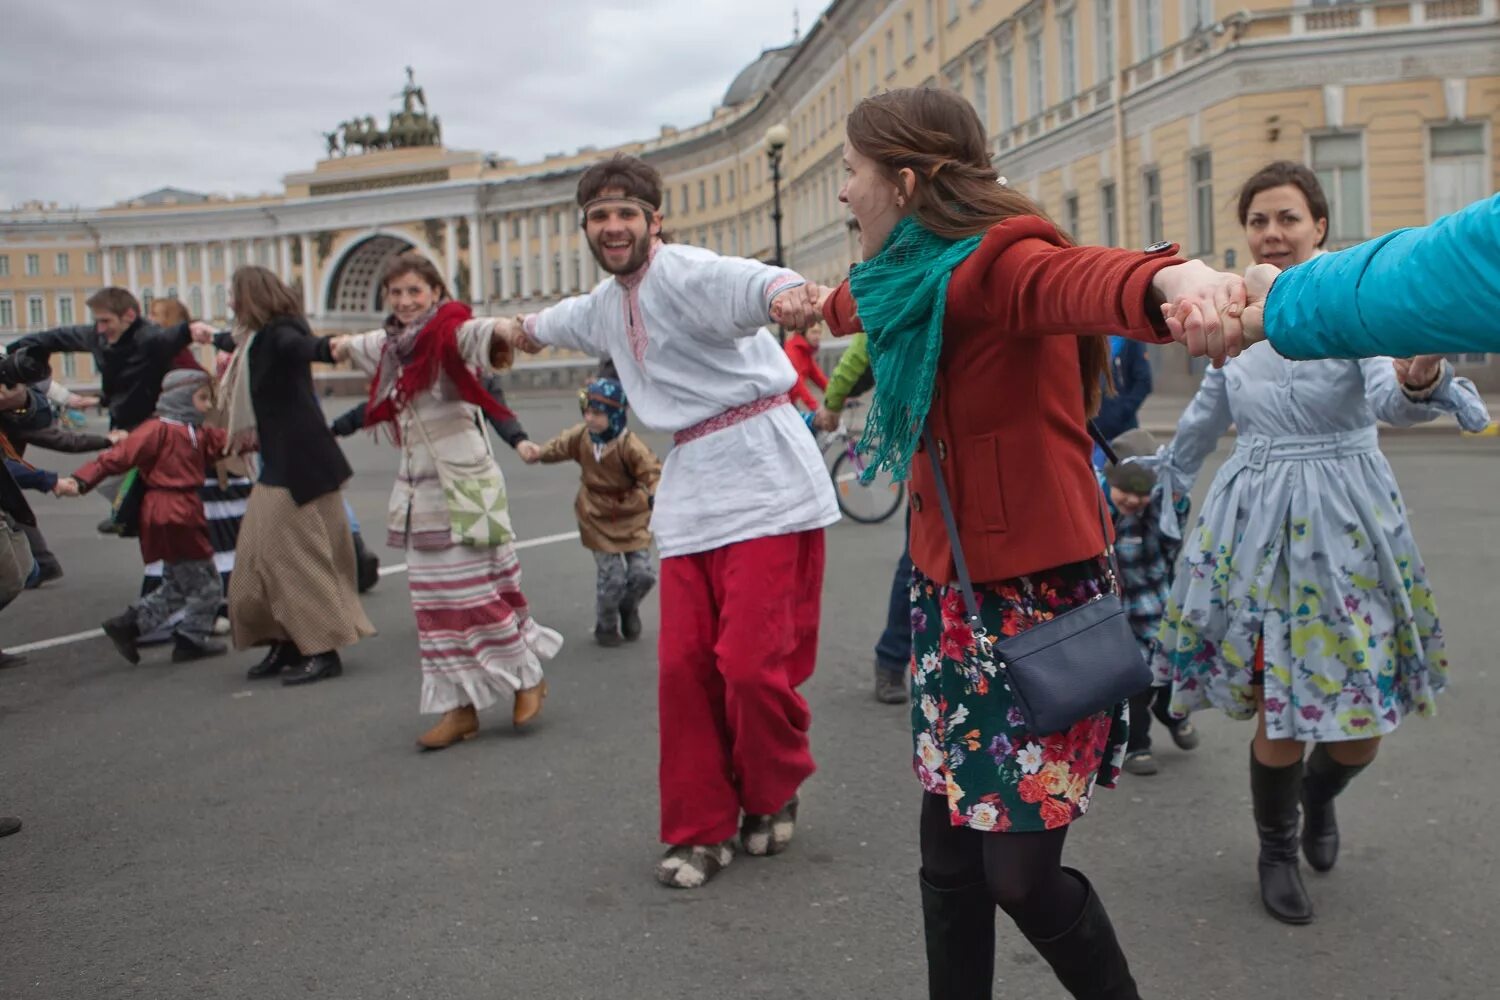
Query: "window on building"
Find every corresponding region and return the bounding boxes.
[998,47,1016,131]
[728,170,736,200]
[164,247,176,270]
[166,286,177,300]
[62,354,76,378]
[512,217,522,239]
[1065,194,1081,238]
[971,62,988,127]
[0,256,8,277]
[697,181,706,211]
[1311,132,1365,244]
[213,285,226,318]
[142,288,154,311]
[85,252,99,275]
[0,299,12,329]
[209,247,222,269]
[58,295,74,325]
[714,176,722,205]
[1096,0,1115,85]
[680,184,690,214]
[1186,0,1213,29]
[1143,168,1163,244]
[1137,0,1162,59]
[947,66,964,97]
[905,12,916,57]
[234,244,247,266]
[139,249,152,271]
[1190,152,1214,256]
[190,286,203,317]
[1026,26,1045,116]
[869,46,878,92]
[886,29,896,77]
[663,189,673,215]
[512,262,524,295]
[55,252,69,276]
[925,0,936,40]
[25,254,40,277]
[1101,182,1118,245]
[947,0,960,23]
[553,254,563,291]
[257,243,271,266]
[1428,123,1487,221]
[1057,11,1077,102]
[28,296,45,328]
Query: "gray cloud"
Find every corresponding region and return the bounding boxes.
[1,0,808,208]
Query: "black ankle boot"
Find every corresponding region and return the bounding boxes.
[1250,750,1314,924]
[619,599,642,641]
[101,612,141,665]
[352,531,380,593]
[171,633,227,663]
[282,650,342,686]
[919,873,996,1000]
[246,641,304,680]
[1023,869,1140,999]
[1301,745,1369,873]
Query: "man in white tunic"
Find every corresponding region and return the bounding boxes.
[500,154,839,888]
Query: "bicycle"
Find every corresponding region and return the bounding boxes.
[818,398,905,525]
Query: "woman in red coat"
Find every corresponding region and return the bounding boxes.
[819,88,1240,1000]
[64,369,229,665]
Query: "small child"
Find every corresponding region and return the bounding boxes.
[783,322,828,413]
[522,377,662,647]
[1102,428,1200,776]
[59,369,229,664]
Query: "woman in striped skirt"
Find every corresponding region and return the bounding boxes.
[331,252,560,750]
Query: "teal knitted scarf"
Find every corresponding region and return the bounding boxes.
[848,216,982,483]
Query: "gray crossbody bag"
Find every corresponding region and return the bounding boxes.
[922,425,1150,734]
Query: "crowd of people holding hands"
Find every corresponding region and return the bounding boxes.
[4,81,1498,998]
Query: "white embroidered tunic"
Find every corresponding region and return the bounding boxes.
[528,243,840,558]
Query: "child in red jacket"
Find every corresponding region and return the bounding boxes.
[58,369,229,664]
[782,322,828,412]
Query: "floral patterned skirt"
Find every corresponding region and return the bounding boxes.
[910,557,1127,833]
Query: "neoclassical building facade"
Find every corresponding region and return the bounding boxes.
[3,0,1497,390]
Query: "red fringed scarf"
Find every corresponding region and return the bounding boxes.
[363,300,517,435]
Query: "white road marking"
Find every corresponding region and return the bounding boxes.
[8,529,582,656]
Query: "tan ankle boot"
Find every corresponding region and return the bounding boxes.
[513,680,547,728]
[416,704,479,750]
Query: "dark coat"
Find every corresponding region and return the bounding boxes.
[11,318,193,430]
[246,318,351,505]
[1093,338,1154,441]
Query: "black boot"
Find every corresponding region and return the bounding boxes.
[282,650,343,686]
[101,613,141,665]
[353,531,380,594]
[1023,869,1140,999]
[619,598,642,641]
[919,873,996,1000]
[246,641,304,680]
[1250,750,1314,924]
[1301,744,1370,873]
[171,632,227,663]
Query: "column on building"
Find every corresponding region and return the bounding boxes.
[299,234,315,317]
[498,214,512,301]
[469,212,485,306]
[278,236,292,282]
[150,246,163,296]
[176,244,189,301]
[539,208,552,297]
[444,218,459,291]
[199,241,212,317]
[126,246,140,297]
[519,214,532,299]
[102,245,114,285]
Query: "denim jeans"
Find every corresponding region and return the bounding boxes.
[874,513,913,673]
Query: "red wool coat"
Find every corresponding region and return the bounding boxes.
[823,217,1183,586]
[783,334,829,411]
[74,419,228,565]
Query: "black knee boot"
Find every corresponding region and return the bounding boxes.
[1250,749,1314,924]
[352,531,380,593]
[1022,869,1140,1000]
[920,872,996,1000]
[1301,744,1369,873]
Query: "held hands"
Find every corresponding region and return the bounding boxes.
[1161,263,1278,367]
[189,321,218,345]
[66,393,100,410]
[107,429,129,445]
[812,406,841,433]
[516,440,542,464]
[52,477,80,498]
[1393,354,1446,392]
[328,336,352,363]
[769,282,828,331]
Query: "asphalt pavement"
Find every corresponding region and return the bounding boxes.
[2,393,1498,1000]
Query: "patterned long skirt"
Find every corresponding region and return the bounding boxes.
[408,544,563,715]
[911,556,1127,833]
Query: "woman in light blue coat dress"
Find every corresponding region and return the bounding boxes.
[1153,163,1490,927]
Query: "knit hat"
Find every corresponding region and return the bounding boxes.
[580,376,627,445]
[1102,428,1159,495]
[157,368,211,426]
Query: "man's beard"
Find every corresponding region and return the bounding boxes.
[588,230,652,276]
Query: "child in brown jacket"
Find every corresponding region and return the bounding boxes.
[522,376,661,646]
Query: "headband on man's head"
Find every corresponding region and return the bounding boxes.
[581,195,661,217]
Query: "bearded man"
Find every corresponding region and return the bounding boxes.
[498,154,838,889]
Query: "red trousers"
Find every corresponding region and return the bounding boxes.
[657,529,824,846]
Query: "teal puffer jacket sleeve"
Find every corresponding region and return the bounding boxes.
[1267,193,1500,360]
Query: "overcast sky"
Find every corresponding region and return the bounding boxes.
[1,1,817,209]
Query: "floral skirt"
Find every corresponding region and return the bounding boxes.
[910,557,1127,833]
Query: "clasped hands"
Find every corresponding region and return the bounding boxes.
[1154,261,1278,368]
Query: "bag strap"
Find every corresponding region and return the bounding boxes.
[921,424,1122,640]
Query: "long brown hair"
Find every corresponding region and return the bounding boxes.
[230,265,304,333]
[845,87,1111,415]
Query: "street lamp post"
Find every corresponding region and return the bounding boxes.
[764,123,790,343]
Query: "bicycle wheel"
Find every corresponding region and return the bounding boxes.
[830,449,905,524]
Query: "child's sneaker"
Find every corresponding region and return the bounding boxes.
[1123,750,1159,776]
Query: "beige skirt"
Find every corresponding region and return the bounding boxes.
[229,486,375,654]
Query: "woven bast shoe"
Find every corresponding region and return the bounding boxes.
[655,840,735,889]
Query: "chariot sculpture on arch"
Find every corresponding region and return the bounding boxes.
[327,69,441,156]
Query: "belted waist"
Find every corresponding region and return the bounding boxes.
[1229,425,1380,472]
[673,393,791,446]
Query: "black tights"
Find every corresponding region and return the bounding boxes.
[919,792,1086,940]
